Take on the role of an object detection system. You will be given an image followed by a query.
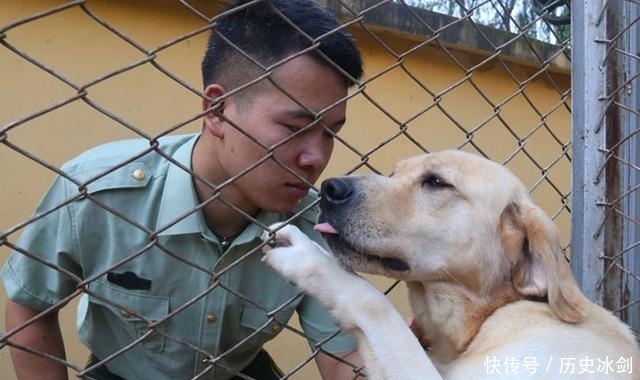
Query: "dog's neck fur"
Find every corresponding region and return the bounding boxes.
[407,278,523,365]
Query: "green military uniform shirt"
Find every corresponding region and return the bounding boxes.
[2,134,356,379]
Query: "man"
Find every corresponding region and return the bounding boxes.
[2,0,364,379]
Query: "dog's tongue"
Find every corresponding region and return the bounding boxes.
[314,222,340,235]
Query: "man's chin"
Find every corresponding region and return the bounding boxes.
[261,198,304,214]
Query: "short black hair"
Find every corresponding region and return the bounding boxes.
[201,0,363,92]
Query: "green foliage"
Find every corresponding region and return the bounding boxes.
[400,0,571,45]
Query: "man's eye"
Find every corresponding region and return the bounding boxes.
[323,127,338,139]
[422,174,451,189]
[283,124,302,134]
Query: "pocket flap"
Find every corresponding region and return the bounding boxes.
[87,279,169,321]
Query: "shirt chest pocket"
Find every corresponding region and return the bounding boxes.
[86,279,170,352]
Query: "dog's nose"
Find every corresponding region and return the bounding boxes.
[321,177,354,204]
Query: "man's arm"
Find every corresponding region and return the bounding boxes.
[315,349,365,380]
[5,300,68,380]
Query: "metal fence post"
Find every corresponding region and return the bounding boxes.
[570,0,608,306]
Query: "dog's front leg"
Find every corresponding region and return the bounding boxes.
[262,224,442,380]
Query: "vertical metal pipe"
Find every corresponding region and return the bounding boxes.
[570,0,608,305]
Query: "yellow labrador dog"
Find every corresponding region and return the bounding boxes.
[262,150,640,380]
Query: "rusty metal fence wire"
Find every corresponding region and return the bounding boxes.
[2,0,634,379]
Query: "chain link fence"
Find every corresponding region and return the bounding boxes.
[2,0,633,379]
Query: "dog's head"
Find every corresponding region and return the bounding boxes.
[316,150,585,323]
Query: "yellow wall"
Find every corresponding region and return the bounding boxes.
[0,0,571,379]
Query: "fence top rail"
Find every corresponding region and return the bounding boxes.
[318,0,570,73]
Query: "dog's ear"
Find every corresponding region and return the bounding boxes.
[500,202,586,323]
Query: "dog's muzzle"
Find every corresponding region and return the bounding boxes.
[320,177,358,209]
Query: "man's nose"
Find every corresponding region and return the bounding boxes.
[297,135,332,171]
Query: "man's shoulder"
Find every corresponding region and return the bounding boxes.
[60,134,197,194]
[62,134,196,170]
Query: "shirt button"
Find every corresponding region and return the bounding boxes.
[132,169,146,181]
[206,314,218,323]
[271,324,282,333]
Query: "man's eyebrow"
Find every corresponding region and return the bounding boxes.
[282,109,346,128]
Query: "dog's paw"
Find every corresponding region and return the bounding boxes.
[261,223,336,287]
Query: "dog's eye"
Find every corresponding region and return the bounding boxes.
[422,174,451,189]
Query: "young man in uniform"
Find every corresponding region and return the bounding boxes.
[2,1,365,379]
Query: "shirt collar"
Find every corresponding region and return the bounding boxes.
[155,135,282,240]
[156,135,204,236]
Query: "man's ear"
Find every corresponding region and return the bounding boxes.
[202,84,227,138]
